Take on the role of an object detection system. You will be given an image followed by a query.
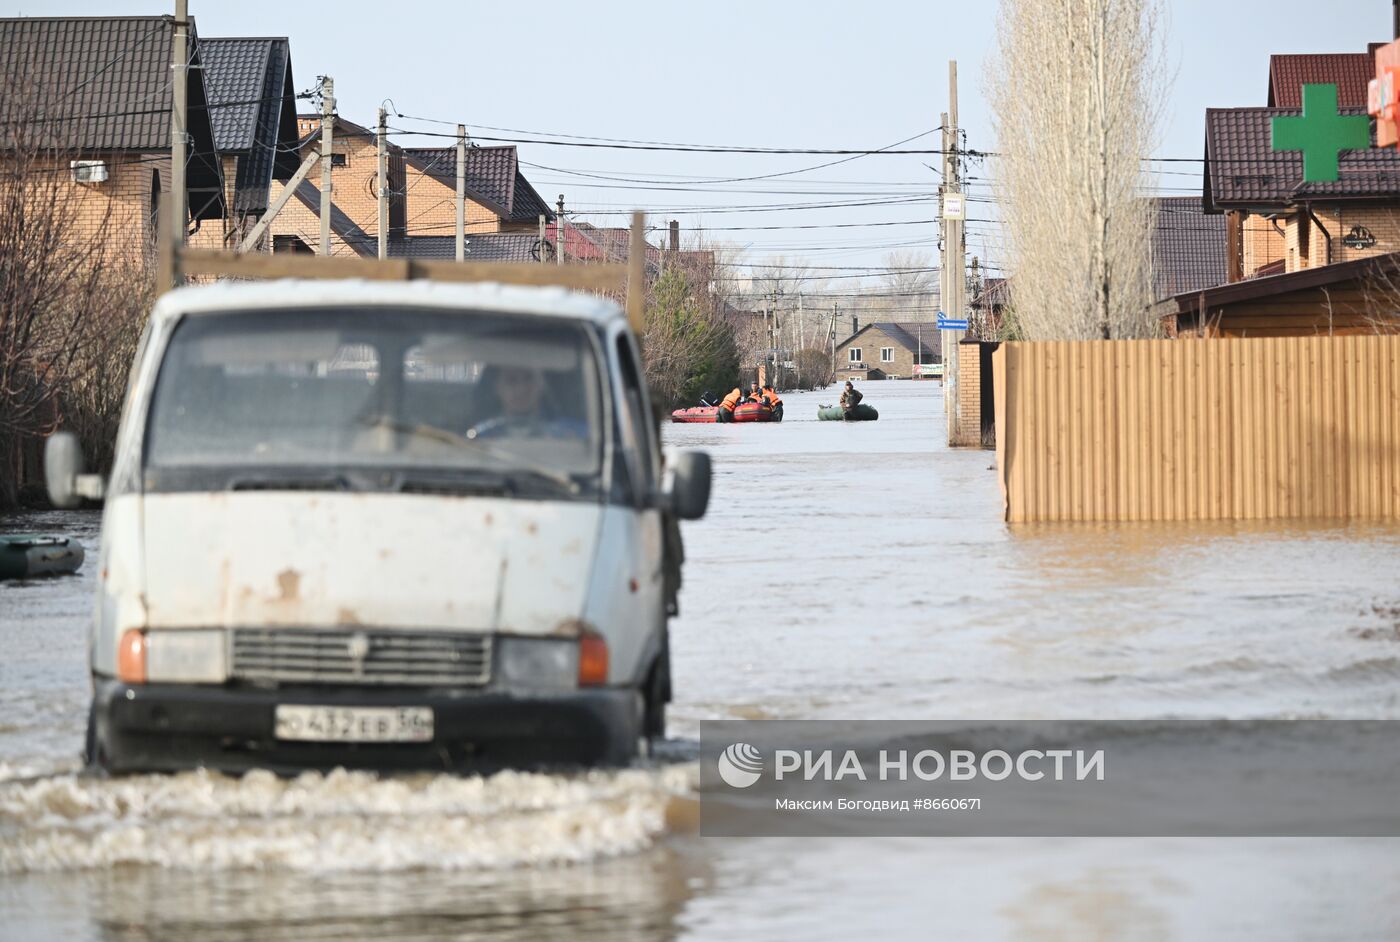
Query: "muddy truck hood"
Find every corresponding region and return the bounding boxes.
[140,492,603,635]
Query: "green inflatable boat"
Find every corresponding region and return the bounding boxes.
[0,535,85,579]
[818,404,879,421]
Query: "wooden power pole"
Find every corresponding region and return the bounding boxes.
[377,106,388,259]
[455,124,466,261]
[168,0,189,286]
[318,76,334,256]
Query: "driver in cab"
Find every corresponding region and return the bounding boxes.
[470,365,586,440]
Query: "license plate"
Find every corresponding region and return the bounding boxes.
[273,705,434,743]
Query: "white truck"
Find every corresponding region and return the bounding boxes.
[46,277,710,773]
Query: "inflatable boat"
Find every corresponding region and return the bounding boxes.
[671,406,720,423]
[733,402,777,422]
[818,404,879,421]
[670,402,780,423]
[0,534,85,579]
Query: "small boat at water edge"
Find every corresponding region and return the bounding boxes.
[818,404,879,421]
[0,534,85,579]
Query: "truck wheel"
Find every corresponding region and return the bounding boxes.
[643,654,669,740]
[82,702,105,771]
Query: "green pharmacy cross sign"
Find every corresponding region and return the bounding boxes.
[1272,83,1371,182]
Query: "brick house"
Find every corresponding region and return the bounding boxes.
[403,145,554,237]
[266,115,406,255]
[0,16,227,256]
[833,321,939,381]
[1207,46,1400,281]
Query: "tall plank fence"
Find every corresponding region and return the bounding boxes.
[992,336,1400,522]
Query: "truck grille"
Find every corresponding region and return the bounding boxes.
[230,628,492,686]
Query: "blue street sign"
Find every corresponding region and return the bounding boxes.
[937,318,968,330]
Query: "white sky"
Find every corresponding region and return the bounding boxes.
[8,0,1394,299]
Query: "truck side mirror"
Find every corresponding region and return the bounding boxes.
[664,449,711,521]
[45,431,104,508]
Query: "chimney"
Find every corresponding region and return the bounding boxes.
[852,315,859,335]
[668,219,680,252]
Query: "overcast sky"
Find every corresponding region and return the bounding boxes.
[8,1,1394,294]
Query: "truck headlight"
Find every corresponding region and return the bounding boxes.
[496,637,578,690]
[145,629,227,683]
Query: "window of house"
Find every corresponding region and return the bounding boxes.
[273,235,313,254]
[880,347,894,363]
[330,153,348,168]
[848,347,862,363]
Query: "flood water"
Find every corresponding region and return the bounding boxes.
[4,381,1400,940]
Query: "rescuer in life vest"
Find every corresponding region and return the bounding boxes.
[718,386,744,423]
[747,381,763,403]
[760,385,784,421]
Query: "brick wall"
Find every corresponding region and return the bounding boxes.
[1242,212,1286,276]
[1283,204,1400,273]
[54,152,168,259]
[952,342,983,447]
[268,125,405,250]
[404,168,502,237]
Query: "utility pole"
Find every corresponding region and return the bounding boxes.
[318,76,334,256]
[556,195,565,266]
[829,301,840,376]
[169,0,189,282]
[376,106,388,259]
[943,60,967,445]
[538,214,547,264]
[455,124,466,261]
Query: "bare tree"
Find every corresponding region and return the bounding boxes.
[989,0,1164,340]
[0,70,155,509]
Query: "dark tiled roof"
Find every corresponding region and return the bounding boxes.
[1152,196,1227,299]
[1204,107,1400,210]
[292,180,374,257]
[0,15,225,219]
[200,39,270,153]
[1267,53,1373,108]
[202,38,298,215]
[403,145,555,222]
[389,233,541,262]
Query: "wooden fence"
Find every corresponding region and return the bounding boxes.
[992,336,1400,522]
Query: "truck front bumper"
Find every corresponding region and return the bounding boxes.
[90,677,641,775]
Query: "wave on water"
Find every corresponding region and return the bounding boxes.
[0,763,698,874]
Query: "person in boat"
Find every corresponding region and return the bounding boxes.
[840,381,863,415]
[717,386,744,423]
[747,381,764,403]
[760,385,784,420]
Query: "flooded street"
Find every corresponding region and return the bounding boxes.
[4,381,1400,939]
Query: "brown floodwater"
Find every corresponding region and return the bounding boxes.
[3,381,1400,940]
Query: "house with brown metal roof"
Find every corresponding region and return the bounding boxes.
[0,15,227,253]
[265,114,407,256]
[1207,44,1399,282]
[402,145,554,237]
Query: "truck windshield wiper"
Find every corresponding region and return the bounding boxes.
[362,419,581,495]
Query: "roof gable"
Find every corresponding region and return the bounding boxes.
[1267,52,1373,108]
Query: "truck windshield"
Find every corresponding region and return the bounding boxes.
[144,307,605,493]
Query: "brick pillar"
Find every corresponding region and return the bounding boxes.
[951,341,982,447]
